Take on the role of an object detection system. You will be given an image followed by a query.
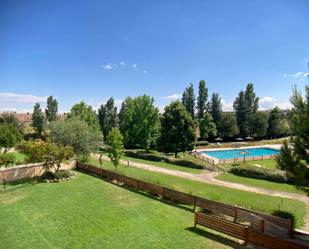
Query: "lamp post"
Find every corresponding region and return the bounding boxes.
[239,151,249,164]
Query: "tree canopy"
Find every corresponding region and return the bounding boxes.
[67,101,100,131]
[119,95,159,150]
[45,96,58,122]
[98,97,118,139]
[159,101,195,157]
[199,113,216,141]
[209,93,222,133]
[48,118,101,157]
[197,80,208,120]
[0,123,22,152]
[32,103,45,137]
[182,83,195,119]
[234,83,259,137]
[106,127,123,168]
[266,107,283,138]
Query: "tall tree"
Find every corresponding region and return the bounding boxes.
[234,83,259,137]
[32,103,45,137]
[219,113,239,139]
[0,112,23,133]
[67,101,100,131]
[197,80,208,120]
[245,83,259,135]
[209,93,222,132]
[106,127,124,169]
[98,97,118,139]
[0,123,21,152]
[251,112,268,138]
[277,86,309,183]
[159,101,195,157]
[233,91,246,137]
[49,118,101,157]
[45,96,58,122]
[119,95,159,150]
[266,107,283,138]
[182,83,195,119]
[199,113,216,141]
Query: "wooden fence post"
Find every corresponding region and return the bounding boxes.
[194,212,197,228]
[127,160,130,167]
[260,219,265,233]
[234,207,238,223]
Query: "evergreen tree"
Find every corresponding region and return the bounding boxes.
[182,83,195,119]
[197,80,208,120]
[233,90,246,136]
[45,96,58,122]
[159,101,195,157]
[98,97,118,139]
[209,93,222,132]
[32,103,45,137]
[277,86,309,183]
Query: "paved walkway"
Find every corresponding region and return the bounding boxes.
[94,154,309,231]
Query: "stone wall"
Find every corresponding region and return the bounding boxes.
[0,160,76,183]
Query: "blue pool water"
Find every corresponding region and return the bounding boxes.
[202,148,279,160]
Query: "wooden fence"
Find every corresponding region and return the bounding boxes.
[195,211,309,249]
[76,162,308,249]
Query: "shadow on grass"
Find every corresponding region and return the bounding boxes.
[185,227,246,249]
[0,178,39,193]
[75,168,194,213]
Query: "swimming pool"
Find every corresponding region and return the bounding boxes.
[201,147,279,160]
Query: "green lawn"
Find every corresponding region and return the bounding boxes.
[14,152,26,163]
[121,154,204,174]
[225,159,278,170]
[88,158,306,228]
[0,172,245,249]
[216,173,309,196]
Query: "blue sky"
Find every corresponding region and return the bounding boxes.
[0,0,309,113]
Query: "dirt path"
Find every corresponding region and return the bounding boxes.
[94,154,309,231]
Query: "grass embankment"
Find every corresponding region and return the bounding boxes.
[225,159,278,171]
[0,173,244,249]
[88,158,306,228]
[216,173,309,196]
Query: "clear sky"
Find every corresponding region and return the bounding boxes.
[1,0,309,113]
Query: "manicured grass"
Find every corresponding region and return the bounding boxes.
[14,152,26,163]
[89,158,306,228]
[225,159,278,170]
[121,154,204,174]
[0,172,244,249]
[216,173,309,195]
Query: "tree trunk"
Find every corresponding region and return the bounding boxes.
[175,151,178,158]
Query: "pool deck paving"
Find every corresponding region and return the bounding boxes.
[93,153,309,232]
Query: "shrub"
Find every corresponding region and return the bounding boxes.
[0,153,16,167]
[40,170,75,181]
[229,166,289,183]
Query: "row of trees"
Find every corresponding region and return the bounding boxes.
[181,81,289,141]
[26,81,290,158]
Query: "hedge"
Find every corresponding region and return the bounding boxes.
[124,151,213,170]
[229,165,289,183]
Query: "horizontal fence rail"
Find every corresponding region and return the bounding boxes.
[76,162,308,249]
[195,211,309,249]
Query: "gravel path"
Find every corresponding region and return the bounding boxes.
[95,154,309,231]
